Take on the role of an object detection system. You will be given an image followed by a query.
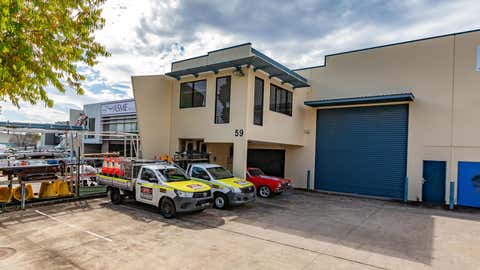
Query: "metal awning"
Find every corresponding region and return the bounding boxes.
[304,93,415,108]
[166,48,310,89]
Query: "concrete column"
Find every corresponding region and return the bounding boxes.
[232,139,248,178]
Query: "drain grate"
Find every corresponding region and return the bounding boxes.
[0,247,16,260]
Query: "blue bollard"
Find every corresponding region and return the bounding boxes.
[306,170,311,192]
[449,181,455,210]
[404,176,409,202]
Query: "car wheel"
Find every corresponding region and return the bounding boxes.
[258,186,272,198]
[213,193,229,209]
[160,198,176,219]
[108,187,122,205]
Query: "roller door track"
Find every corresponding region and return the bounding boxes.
[315,104,409,199]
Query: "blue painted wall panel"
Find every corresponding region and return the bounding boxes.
[315,105,408,199]
[458,161,480,208]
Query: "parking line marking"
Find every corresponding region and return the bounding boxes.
[35,210,113,242]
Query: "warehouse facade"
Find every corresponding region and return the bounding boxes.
[69,99,139,155]
[132,29,480,207]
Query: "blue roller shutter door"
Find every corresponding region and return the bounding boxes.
[315,104,408,199]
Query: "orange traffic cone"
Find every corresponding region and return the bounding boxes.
[112,157,120,177]
[101,156,108,175]
[107,157,114,175]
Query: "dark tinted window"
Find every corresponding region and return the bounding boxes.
[269,85,276,111]
[141,169,157,182]
[191,167,210,180]
[269,84,293,116]
[215,76,231,124]
[254,77,264,125]
[180,82,193,108]
[207,166,233,179]
[180,80,206,108]
[157,168,189,182]
[87,118,95,138]
[249,168,264,176]
[287,91,293,116]
[88,118,95,131]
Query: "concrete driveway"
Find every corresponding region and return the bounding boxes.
[0,191,479,270]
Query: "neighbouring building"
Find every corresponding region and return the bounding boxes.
[69,99,138,155]
[39,121,68,149]
[132,29,480,208]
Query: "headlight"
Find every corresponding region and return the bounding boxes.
[175,190,193,197]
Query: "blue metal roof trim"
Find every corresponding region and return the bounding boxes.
[0,121,86,131]
[166,56,254,79]
[166,48,310,88]
[304,93,415,107]
[251,48,308,84]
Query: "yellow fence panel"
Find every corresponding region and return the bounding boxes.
[13,184,34,201]
[0,187,12,203]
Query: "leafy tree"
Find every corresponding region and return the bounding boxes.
[0,0,109,108]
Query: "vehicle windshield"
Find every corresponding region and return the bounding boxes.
[248,168,264,176]
[157,168,190,182]
[207,166,233,179]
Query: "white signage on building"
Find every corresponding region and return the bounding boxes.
[101,100,136,116]
[477,46,480,72]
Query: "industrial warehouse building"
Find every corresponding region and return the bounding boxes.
[132,29,480,207]
[69,99,139,155]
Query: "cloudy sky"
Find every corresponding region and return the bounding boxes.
[2,0,480,123]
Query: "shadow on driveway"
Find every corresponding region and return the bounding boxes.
[182,191,480,266]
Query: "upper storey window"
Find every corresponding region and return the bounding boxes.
[180,80,206,108]
[269,84,292,116]
[253,77,264,125]
[215,76,231,124]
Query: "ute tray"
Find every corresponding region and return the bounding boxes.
[96,174,134,191]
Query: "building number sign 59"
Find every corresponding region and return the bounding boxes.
[234,129,244,137]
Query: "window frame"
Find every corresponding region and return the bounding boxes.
[179,79,207,109]
[214,76,231,124]
[269,84,293,116]
[253,77,264,126]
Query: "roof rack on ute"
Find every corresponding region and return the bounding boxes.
[174,152,210,169]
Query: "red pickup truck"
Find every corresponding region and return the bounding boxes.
[246,167,293,198]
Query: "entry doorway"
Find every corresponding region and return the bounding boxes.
[458,161,480,208]
[207,143,233,171]
[422,160,446,204]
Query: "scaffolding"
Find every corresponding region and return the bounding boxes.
[0,121,140,210]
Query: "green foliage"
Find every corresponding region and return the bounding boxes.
[0,0,110,108]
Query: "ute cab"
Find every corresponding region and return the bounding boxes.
[186,164,255,209]
[246,167,293,198]
[135,164,212,217]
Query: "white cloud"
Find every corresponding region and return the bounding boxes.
[2,0,480,123]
